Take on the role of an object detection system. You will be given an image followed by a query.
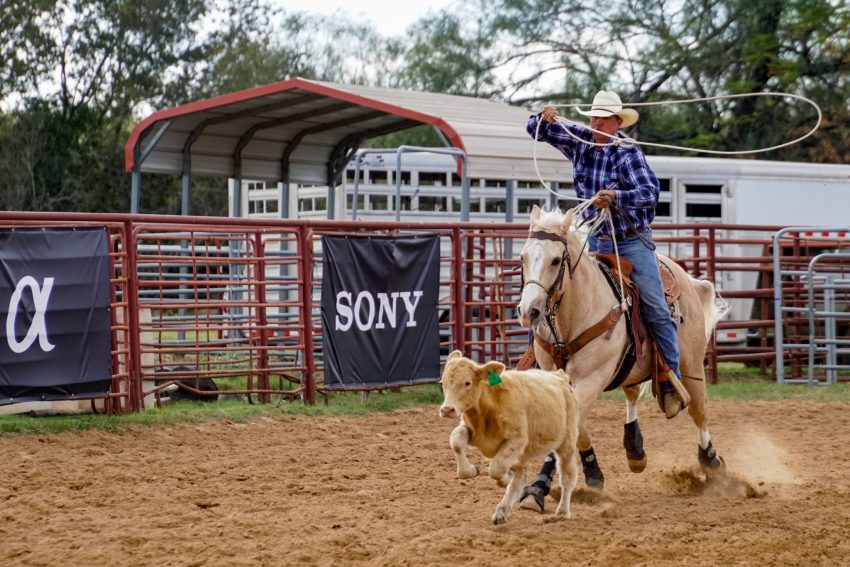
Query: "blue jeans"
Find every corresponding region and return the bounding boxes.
[588,230,681,381]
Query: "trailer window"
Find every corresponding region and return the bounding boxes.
[658,178,671,192]
[685,184,722,194]
[686,203,721,218]
[419,196,448,211]
[369,171,388,185]
[371,195,389,211]
[518,199,547,213]
[485,199,504,213]
[418,172,446,186]
[655,202,671,217]
[347,194,365,210]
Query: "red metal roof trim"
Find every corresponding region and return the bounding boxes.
[124,77,466,172]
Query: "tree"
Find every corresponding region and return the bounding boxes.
[476,0,850,162]
[395,5,502,97]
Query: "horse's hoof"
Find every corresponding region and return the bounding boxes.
[698,441,725,474]
[519,485,545,513]
[702,455,726,476]
[457,464,478,479]
[491,511,508,525]
[580,447,604,490]
[623,422,646,473]
[627,456,647,473]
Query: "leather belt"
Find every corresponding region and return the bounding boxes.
[597,227,648,242]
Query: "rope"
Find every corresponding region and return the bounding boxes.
[531,91,823,306]
[554,91,822,155]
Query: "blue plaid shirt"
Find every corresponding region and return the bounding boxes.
[527,113,660,238]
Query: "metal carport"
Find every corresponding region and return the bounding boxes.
[124,77,572,217]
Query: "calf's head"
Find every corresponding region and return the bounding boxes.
[438,351,506,419]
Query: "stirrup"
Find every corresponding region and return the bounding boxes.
[519,485,545,514]
[663,391,684,419]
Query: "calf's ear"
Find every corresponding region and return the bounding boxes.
[480,361,506,379]
[447,350,463,362]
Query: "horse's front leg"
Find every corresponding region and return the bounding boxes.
[449,422,478,479]
[492,466,526,525]
[571,378,605,490]
[577,423,604,489]
[623,384,647,473]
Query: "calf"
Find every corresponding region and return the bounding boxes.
[439,350,579,524]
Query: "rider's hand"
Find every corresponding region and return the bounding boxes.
[593,189,616,209]
[540,106,559,123]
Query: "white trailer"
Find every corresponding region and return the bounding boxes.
[235,151,850,344]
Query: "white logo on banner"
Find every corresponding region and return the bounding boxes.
[335,290,423,332]
[6,276,56,354]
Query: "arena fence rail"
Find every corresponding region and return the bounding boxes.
[1,211,847,412]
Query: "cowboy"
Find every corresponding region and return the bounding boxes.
[519,91,685,510]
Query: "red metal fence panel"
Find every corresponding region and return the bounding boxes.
[2,211,847,411]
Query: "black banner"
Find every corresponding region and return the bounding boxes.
[0,228,112,404]
[321,235,440,388]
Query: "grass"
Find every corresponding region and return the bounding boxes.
[2,367,848,435]
[0,386,443,435]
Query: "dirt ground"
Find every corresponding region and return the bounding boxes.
[2,399,850,566]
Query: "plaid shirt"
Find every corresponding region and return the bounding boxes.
[527,114,660,238]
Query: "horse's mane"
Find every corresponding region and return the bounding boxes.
[532,207,574,233]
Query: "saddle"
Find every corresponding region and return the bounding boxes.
[593,253,681,309]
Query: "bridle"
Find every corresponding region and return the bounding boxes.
[521,230,575,298]
[520,227,625,370]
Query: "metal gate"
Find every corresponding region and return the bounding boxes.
[773,227,850,383]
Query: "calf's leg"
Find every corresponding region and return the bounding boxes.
[492,466,526,525]
[449,423,478,478]
[554,445,579,518]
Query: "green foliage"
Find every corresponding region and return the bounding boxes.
[1,0,849,214]
[394,6,501,97]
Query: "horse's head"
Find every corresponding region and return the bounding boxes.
[517,205,576,329]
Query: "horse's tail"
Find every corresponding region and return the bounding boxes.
[690,277,729,343]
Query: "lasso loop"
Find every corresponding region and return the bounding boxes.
[532,91,822,201]
[531,91,822,306]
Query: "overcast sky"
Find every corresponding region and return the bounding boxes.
[278,0,456,35]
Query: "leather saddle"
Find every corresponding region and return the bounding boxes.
[593,253,681,309]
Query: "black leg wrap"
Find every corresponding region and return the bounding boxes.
[579,447,604,490]
[623,420,646,461]
[528,453,557,495]
[698,440,722,469]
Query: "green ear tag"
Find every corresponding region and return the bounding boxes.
[488,371,503,387]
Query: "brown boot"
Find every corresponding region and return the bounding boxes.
[663,391,684,419]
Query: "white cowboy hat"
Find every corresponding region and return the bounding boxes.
[577,90,639,128]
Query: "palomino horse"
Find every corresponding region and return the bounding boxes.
[517,205,725,489]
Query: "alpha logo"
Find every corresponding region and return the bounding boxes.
[6,276,56,354]
[335,290,423,332]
